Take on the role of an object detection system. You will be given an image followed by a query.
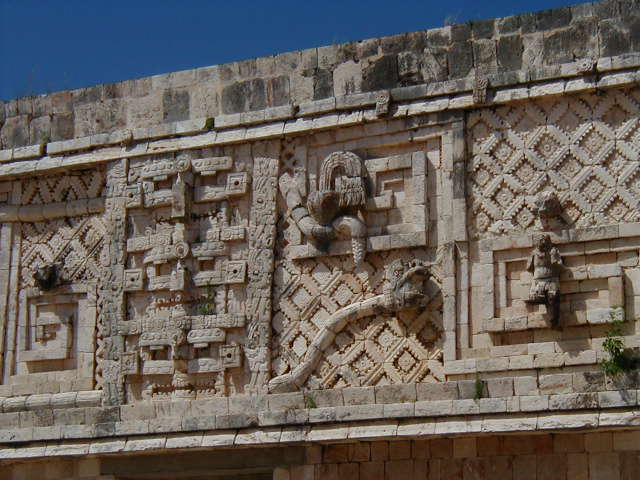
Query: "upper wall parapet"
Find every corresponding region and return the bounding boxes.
[1,0,639,154]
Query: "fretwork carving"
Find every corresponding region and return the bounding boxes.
[120,152,255,400]
[2,168,108,396]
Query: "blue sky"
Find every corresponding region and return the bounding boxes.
[1,0,579,101]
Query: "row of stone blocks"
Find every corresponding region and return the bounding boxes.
[1,384,640,444]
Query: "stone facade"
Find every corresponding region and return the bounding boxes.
[1,1,640,479]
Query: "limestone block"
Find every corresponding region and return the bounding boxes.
[481,415,537,433]
[548,393,598,410]
[114,420,149,436]
[451,399,479,415]
[308,407,337,424]
[486,378,514,398]
[537,412,598,430]
[343,387,375,406]
[335,404,384,422]
[414,400,453,417]
[123,436,166,452]
[200,430,236,447]
[514,377,538,396]
[613,431,640,451]
[268,392,306,411]
[589,452,620,480]
[520,395,549,412]
[304,390,344,408]
[416,382,459,401]
[478,398,507,414]
[307,424,350,442]
[181,415,216,431]
[539,374,573,394]
[374,384,417,404]
[259,409,309,427]
[598,390,637,408]
[383,403,415,418]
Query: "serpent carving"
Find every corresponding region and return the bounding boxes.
[280,151,368,264]
[268,259,437,393]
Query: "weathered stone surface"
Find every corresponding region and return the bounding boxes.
[0,3,639,479]
[221,78,266,113]
[497,35,523,71]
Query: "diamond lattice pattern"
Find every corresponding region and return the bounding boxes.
[272,250,444,389]
[467,88,640,237]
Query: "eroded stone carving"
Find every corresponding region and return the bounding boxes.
[117,153,262,399]
[383,259,432,310]
[280,151,368,264]
[33,263,61,291]
[473,72,489,105]
[526,234,563,327]
[245,156,278,393]
[0,168,108,396]
[533,191,564,231]
[375,91,391,117]
[268,259,438,393]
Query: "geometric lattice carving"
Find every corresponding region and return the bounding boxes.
[467,88,640,237]
[271,249,444,390]
[18,168,108,290]
[20,169,105,205]
[307,309,444,390]
[20,216,108,288]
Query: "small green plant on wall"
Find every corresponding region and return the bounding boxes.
[601,314,638,376]
[474,374,485,400]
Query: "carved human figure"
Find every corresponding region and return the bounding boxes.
[526,234,563,326]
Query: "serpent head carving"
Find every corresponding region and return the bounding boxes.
[383,259,431,311]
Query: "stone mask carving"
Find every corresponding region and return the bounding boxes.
[280,151,369,264]
[383,259,432,311]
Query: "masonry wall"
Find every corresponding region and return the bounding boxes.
[1,433,639,479]
[1,1,639,151]
[1,1,640,479]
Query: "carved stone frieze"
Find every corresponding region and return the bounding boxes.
[121,152,254,399]
[1,82,635,414]
[245,156,279,393]
[375,91,391,117]
[0,168,109,396]
[473,72,489,105]
[32,263,62,291]
[281,151,368,264]
[269,256,442,393]
[467,89,640,237]
[532,190,565,231]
